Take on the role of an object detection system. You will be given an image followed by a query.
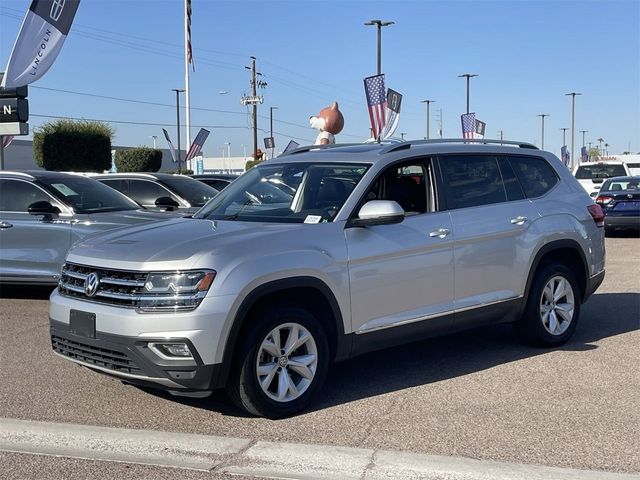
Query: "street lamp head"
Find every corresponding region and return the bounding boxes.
[364,19,381,25]
[420,99,435,104]
[458,73,478,78]
[565,92,582,96]
[364,19,393,27]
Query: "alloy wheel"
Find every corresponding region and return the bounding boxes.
[539,275,575,336]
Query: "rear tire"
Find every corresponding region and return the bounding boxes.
[517,263,581,347]
[226,305,329,418]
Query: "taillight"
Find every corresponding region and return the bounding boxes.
[587,204,605,227]
[595,195,613,205]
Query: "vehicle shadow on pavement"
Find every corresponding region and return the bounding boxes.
[0,285,55,300]
[145,292,638,417]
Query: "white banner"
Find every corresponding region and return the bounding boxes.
[1,0,80,89]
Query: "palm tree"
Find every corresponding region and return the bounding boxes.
[597,138,604,158]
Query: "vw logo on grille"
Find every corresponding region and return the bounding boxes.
[50,0,65,21]
[628,194,633,199]
[84,272,100,297]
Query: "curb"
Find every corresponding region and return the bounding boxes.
[1,418,637,480]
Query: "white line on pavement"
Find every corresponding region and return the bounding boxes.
[1,417,638,480]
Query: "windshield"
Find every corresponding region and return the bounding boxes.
[160,175,219,207]
[575,164,627,179]
[601,178,639,191]
[44,176,140,213]
[194,162,369,223]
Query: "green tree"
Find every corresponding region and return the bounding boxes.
[33,119,114,171]
[588,147,600,161]
[115,147,163,172]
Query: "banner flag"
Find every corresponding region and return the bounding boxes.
[185,128,210,161]
[461,113,476,139]
[162,128,178,163]
[475,119,486,139]
[364,74,387,140]
[381,88,402,140]
[186,0,194,71]
[283,140,299,153]
[1,0,81,89]
[1,135,16,148]
[580,146,589,163]
[561,146,570,166]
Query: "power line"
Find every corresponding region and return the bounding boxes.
[30,114,245,129]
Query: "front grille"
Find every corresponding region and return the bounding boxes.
[52,335,141,374]
[58,263,148,307]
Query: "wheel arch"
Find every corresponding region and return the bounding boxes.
[522,240,590,313]
[217,276,349,387]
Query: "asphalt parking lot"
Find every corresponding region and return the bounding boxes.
[1,235,638,476]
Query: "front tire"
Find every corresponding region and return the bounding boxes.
[226,305,329,418]
[517,263,581,347]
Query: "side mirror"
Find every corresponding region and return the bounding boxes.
[347,200,405,227]
[28,201,61,221]
[155,196,180,211]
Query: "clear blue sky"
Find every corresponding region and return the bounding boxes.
[1,0,639,158]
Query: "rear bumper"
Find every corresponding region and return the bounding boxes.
[584,269,605,302]
[604,215,640,229]
[50,320,224,392]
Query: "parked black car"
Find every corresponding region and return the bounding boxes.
[190,174,238,191]
[595,175,640,233]
[94,173,219,213]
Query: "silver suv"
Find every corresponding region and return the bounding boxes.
[49,140,606,418]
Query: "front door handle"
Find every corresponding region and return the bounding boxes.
[0,221,13,229]
[510,216,527,225]
[429,228,450,238]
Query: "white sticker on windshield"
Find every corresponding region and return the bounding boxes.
[304,215,322,224]
[51,183,78,197]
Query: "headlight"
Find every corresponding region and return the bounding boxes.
[138,270,215,312]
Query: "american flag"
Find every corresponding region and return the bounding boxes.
[185,128,210,161]
[461,113,476,139]
[580,146,589,163]
[560,146,570,166]
[186,0,194,71]
[364,74,387,139]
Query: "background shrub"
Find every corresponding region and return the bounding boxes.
[33,119,113,171]
[115,147,163,172]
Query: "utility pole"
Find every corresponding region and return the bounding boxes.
[172,88,185,173]
[400,132,406,140]
[458,73,478,113]
[420,99,435,140]
[565,92,582,169]
[498,130,504,143]
[537,114,549,150]
[242,56,266,162]
[364,19,394,75]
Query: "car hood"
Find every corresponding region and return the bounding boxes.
[66,218,310,270]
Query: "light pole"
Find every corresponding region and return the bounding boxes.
[560,127,569,146]
[420,99,435,140]
[458,73,478,114]
[364,19,394,75]
[269,106,278,159]
[537,114,549,150]
[400,132,407,140]
[565,92,582,169]
[224,142,231,172]
[172,88,185,173]
[579,130,588,147]
[240,143,247,160]
[149,135,157,148]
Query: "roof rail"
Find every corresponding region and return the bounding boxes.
[279,143,366,157]
[0,171,35,179]
[381,138,538,155]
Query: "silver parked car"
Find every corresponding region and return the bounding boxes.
[49,140,606,417]
[0,171,174,285]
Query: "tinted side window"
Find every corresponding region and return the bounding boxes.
[100,179,128,195]
[497,157,526,201]
[510,156,559,198]
[440,155,506,209]
[364,160,432,214]
[0,179,57,212]
[128,180,179,206]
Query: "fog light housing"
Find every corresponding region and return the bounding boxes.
[148,342,193,359]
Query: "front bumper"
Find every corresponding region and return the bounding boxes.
[50,319,224,392]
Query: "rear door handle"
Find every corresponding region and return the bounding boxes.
[429,228,450,238]
[510,216,527,225]
[0,221,13,229]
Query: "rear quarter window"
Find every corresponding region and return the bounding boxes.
[509,156,559,198]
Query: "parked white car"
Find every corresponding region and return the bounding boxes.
[573,161,631,197]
